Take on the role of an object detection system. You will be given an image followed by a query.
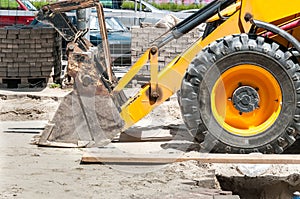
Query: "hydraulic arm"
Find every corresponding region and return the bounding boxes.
[37,0,114,82]
[37,0,125,147]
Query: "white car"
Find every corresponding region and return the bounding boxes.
[97,0,191,27]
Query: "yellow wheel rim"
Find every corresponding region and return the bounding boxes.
[211,64,282,136]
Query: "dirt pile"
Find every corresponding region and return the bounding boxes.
[0,95,60,121]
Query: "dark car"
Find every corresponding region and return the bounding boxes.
[89,16,131,67]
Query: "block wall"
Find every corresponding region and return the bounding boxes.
[131,26,202,77]
[0,25,61,87]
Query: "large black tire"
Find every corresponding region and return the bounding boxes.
[179,34,300,154]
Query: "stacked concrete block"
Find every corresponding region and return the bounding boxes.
[0,25,61,88]
[131,26,202,77]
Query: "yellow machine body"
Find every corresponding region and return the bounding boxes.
[117,0,300,131]
[37,0,300,152]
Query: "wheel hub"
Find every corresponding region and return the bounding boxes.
[232,86,259,113]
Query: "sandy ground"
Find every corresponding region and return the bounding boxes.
[1,87,300,198]
[0,131,222,199]
[0,88,223,199]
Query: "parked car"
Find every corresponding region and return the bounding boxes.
[89,16,132,67]
[98,0,191,27]
[0,0,37,27]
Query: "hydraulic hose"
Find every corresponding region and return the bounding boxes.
[251,19,300,53]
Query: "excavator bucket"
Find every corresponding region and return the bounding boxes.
[35,0,126,147]
[38,46,125,147]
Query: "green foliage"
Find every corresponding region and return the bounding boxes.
[121,1,203,12]
[31,1,58,9]
[152,3,203,11]
[121,1,135,10]
[0,0,19,9]
[0,0,58,10]
[1,0,202,11]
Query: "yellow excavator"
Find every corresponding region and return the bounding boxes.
[36,0,300,154]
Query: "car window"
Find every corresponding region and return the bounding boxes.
[90,16,127,32]
[106,17,126,31]
[100,0,122,9]
[20,0,36,11]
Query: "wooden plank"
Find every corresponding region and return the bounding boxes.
[81,151,300,164]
